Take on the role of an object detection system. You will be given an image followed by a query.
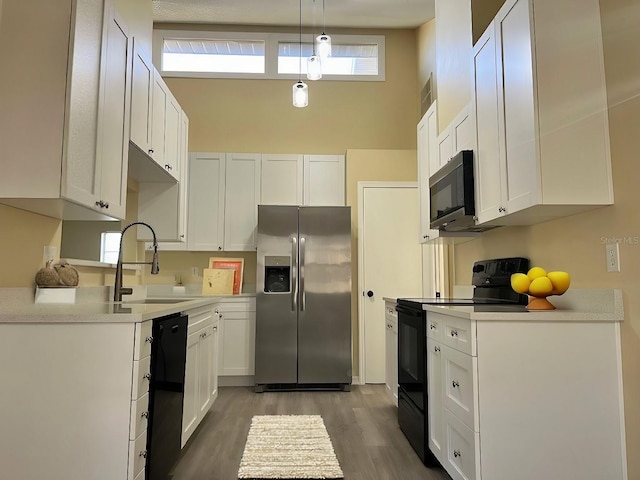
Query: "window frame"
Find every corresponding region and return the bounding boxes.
[153,29,385,81]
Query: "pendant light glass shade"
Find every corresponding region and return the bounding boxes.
[307,55,322,80]
[292,81,309,108]
[316,34,332,59]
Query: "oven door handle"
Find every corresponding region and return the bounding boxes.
[395,304,425,318]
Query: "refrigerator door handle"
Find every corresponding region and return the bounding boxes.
[291,235,298,312]
[300,236,306,311]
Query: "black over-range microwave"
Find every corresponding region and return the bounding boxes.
[429,150,481,232]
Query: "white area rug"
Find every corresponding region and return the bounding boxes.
[238,415,344,479]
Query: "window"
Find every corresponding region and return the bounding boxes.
[154,30,385,81]
[100,232,122,264]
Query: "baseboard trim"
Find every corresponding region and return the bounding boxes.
[219,375,255,387]
[352,376,361,385]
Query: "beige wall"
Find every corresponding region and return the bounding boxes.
[435,0,640,476]
[417,19,437,99]
[470,0,506,44]
[434,0,472,130]
[162,28,420,152]
[346,149,418,378]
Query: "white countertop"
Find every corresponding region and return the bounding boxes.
[0,286,255,324]
[422,289,623,322]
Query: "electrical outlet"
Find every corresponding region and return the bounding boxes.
[43,245,58,265]
[606,243,620,272]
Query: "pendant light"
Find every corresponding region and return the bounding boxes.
[307,0,322,81]
[292,0,308,107]
[315,0,331,60]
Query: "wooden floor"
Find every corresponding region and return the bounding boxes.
[171,385,451,480]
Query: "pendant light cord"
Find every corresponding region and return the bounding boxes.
[299,0,302,80]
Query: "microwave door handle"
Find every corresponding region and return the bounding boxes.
[300,236,306,311]
[291,235,298,312]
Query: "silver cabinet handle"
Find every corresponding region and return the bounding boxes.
[450,329,458,337]
[430,323,436,330]
[452,380,460,388]
[145,336,153,344]
[291,235,298,312]
[213,326,218,331]
[300,236,306,312]
[143,373,151,381]
[453,450,461,458]
[141,411,149,419]
[139,450,147,458]
[434,345,440,352]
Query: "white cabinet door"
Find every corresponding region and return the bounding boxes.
[187,153,226,251]
[94,8,132,220]
[427,337,444,463]
[436,128,453,171]
[211,317,220,401]
[496,0,538,215]
[224,153,261,251]
[303,155,345,206]
[417,104,440,243]
[260,154,304,205]
[472,26,506,224]
[163,91,181,180]
[181,328,200,447]
[150,70,167,168]
[198,324,214,418]
[129,41,153,154]
[452,105,474,153]
[218,306,256,377]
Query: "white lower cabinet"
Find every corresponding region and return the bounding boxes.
[182,305,219,447]
[218,297,256,378]
[0,321,153,480]
[426,309,627,480]
[384,301,398,405]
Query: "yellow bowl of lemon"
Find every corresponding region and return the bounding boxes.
[511,267,571,310]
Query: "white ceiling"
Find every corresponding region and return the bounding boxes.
[152,0,436,29]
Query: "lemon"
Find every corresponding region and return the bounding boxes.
[510,273,531,294]
[529,276,554,297]
[547,271,571,295]
[527,266,547,281]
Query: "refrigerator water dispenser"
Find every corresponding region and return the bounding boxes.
[264,256,290,293]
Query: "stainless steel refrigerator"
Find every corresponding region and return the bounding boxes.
[255,205,352,391]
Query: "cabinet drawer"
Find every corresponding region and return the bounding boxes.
[128,430,148,480]
[217,297,256,312]
[132,355,151,400]
[188,306,214,331]
[129,392,150,440]
[442,345,478,431]
[133,321,153,360]
[437,314,475,356]
[444,409,480,480]
[426,312,443,342]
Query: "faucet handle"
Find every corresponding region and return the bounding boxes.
[120,287,133,296]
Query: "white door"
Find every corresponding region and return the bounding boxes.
[359,182,423,384]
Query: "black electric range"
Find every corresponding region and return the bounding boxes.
[395,257,529,467]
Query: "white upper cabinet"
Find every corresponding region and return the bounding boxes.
[148,71,180,181]
[417,103,441,243]
[129,42,153,155]
[472,0,613,226]
[261,154,346,206]
[224,154,261,251]
[187,153,226,251]
[0,0,132,220]
[260,154,304,206]
[303,155,345,206]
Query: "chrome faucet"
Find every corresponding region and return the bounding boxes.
[113,221,160,302]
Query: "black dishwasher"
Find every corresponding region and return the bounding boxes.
[147,312,188,480]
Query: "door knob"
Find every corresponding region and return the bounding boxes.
[367,290,374,298]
